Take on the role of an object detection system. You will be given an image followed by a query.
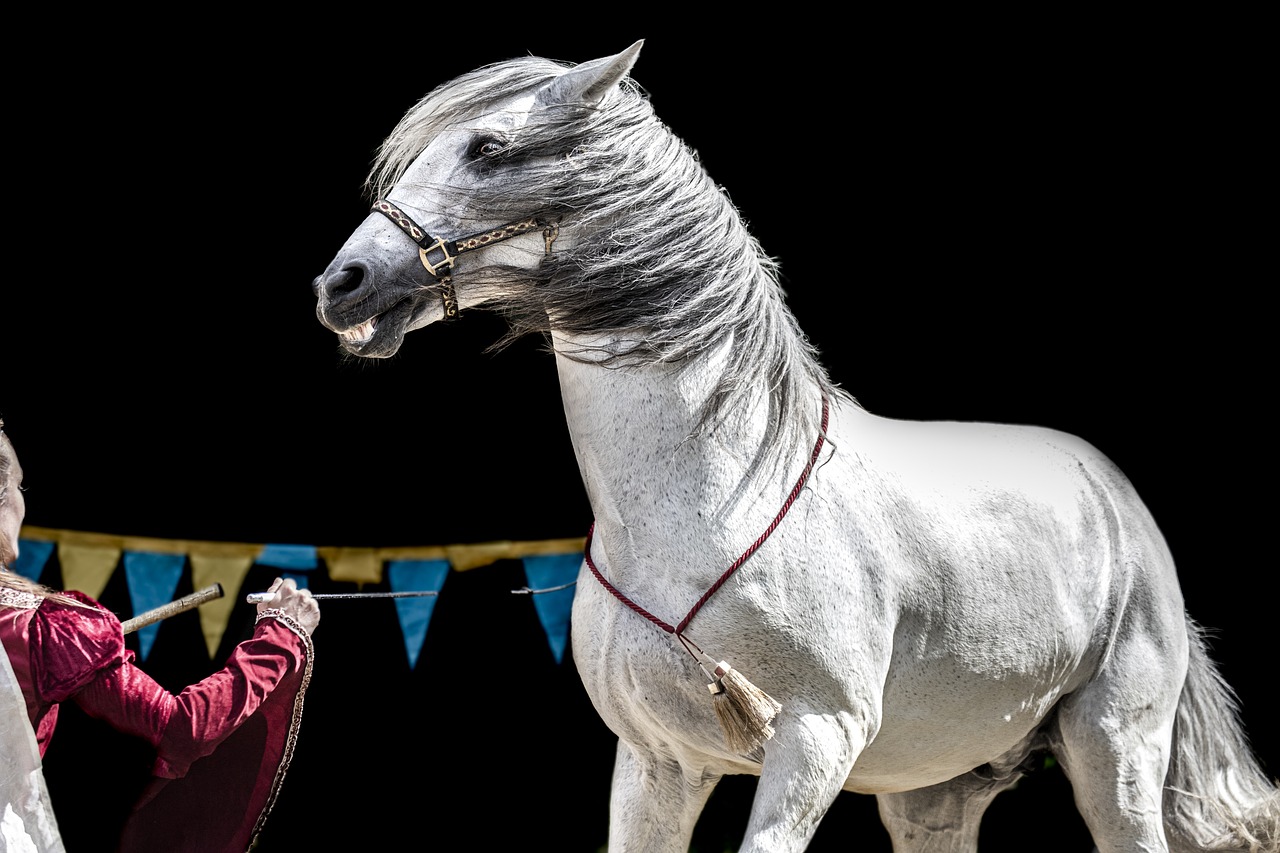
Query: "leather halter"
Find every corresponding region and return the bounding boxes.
[371,199,558,319]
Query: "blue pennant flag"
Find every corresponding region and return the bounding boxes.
[522,553,582,664]
[13,538,55,583]
[124,551,187,661]
[258,544,318,588]
[388,560,449,670]
[257,544,318,572]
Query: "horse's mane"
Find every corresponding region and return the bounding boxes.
[368,55,852,468]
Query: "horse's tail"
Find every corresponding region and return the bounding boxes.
[1164,618,1280,853]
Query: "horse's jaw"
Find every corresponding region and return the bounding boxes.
[318,291,445,359]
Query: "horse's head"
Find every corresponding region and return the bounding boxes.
[311,41,644,359]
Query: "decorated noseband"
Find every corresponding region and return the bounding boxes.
[372,199,558,319]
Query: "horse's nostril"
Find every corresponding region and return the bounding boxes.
[316,267,366,302]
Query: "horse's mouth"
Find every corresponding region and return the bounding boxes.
[338,319,377,347]
[335,299,417,358]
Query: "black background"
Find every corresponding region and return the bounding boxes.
[4,18,1272,852]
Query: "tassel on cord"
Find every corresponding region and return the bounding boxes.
[696,650,782,753]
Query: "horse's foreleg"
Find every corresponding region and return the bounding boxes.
[606,738,721,853]
[739,711,865,853]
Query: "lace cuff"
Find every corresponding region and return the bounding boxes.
[255,608,311,643]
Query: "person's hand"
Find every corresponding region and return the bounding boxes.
[255,577,321,636]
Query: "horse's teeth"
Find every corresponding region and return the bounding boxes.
[340,319,376,344]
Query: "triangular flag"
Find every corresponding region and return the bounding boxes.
[257,544,318,592]
[123,551,187,661]
[13,538,55,583]
[57,541,122,601]
[257,544,318,571]
[522,553,581,664]
[189,552,256,659]
[327,548,382,586]
[388,559,449,670]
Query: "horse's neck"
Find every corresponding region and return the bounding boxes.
[553,332,787,544]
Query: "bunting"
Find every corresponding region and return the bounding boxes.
[57,540,122,602]
[257,543,319,572]
[521,552,583,664]
[388,559,450,669]
[14,526,585,666]
[188,551,255,658]
[123,551,187,660]
[11,539,53,585]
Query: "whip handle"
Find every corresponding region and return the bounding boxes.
[121,584,225,634]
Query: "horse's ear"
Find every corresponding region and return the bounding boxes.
[537,39,643,107]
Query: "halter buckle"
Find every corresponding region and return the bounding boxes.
[418,238,456,278]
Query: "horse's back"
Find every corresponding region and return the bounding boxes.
[838,406,1177,594]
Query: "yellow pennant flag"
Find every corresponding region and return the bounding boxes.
[444,538,586,572]
[324,548,382,586]
[189,552,257,659]
[57,541,123,601]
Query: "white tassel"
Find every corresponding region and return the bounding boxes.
[705,659,781,754]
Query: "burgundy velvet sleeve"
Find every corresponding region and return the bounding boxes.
[28,592,128,704]
[25,596,314,853]
[71,618,307,779]
[118,617,314,853]
[148,619,307,778]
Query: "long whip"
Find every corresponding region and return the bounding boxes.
[118,586,443,636]
[244,590,439,603]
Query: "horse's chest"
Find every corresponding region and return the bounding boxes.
[571,581,727,746]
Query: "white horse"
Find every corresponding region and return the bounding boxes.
[311,41,1279,852]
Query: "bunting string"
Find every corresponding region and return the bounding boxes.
[13,525,586,668]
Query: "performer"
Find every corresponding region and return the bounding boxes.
[0,419,320,853]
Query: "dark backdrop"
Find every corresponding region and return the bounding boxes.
[4,19,1271,853]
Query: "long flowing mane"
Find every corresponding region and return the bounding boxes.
[366,55,852,466]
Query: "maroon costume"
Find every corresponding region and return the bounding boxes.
[0,587,313,852]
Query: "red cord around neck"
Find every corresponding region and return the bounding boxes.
[584,396,830,648]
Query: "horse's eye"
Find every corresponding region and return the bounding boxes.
[471,137,508,159]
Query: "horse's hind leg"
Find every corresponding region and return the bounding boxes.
[606,739,720,853]
[1048,628,1187,852]
[876,757,1029,852]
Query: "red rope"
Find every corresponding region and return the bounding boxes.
[584,396,830,645]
